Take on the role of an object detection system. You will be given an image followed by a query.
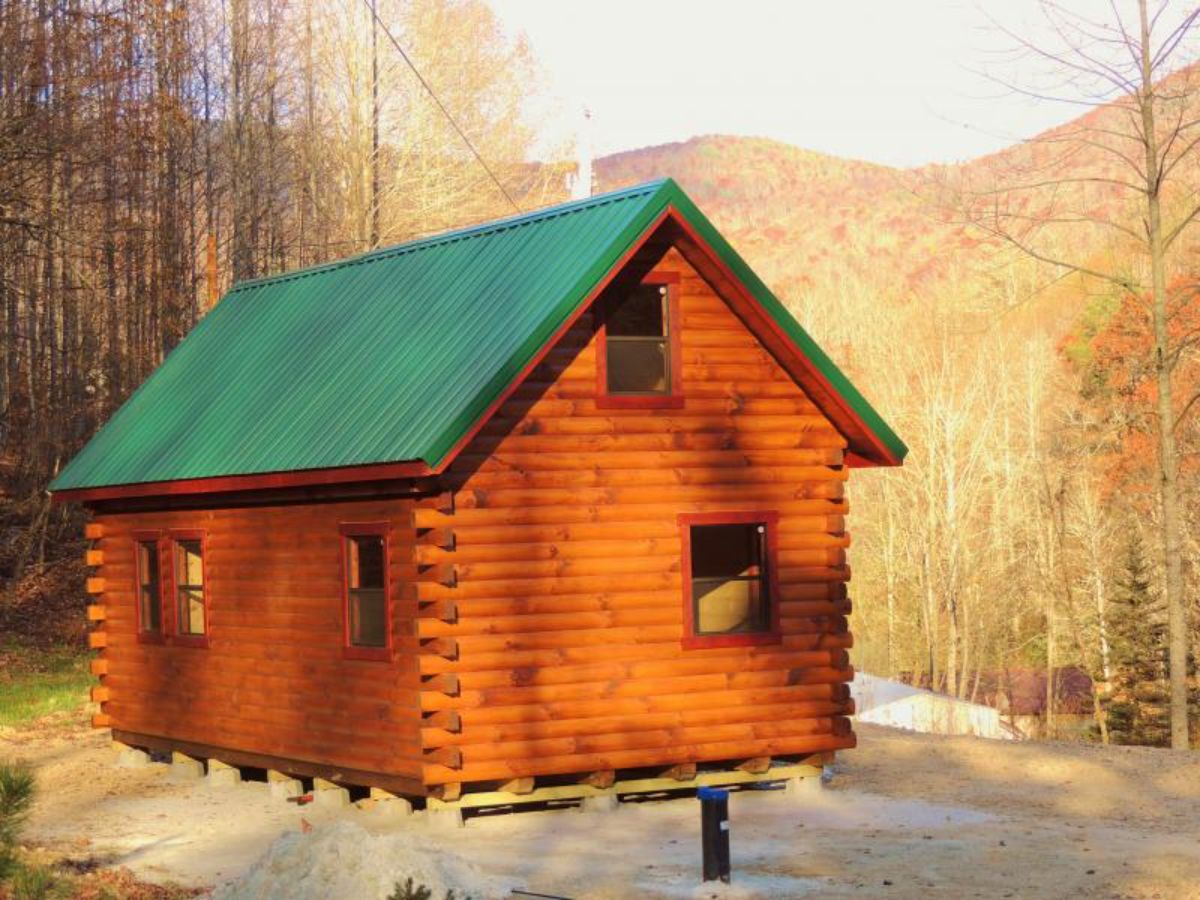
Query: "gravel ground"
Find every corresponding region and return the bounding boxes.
[4,712,1199,899]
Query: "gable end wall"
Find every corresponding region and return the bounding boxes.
[420,248,856,787]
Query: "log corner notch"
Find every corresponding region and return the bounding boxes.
[417,500,462,776]
[84,521,110,731]
[414,492,459,601]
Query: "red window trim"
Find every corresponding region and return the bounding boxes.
[168,529,210,648]
[595,272,684,409]
[678,510,782,650]
[131,530,166,645]
[339,522,393,662]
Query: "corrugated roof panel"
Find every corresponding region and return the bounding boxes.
[50,178,906,494]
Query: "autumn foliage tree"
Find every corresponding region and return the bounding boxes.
[939,0,1200,748]
[0,0,553,609]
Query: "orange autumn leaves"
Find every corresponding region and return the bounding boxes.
[1081,276,1200,507]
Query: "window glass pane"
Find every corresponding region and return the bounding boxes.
[174,539,205,636]
[607,284,666,337]
[351,589,387,647]
[179,588,206,635]
[694,577,765,634]
[137,541,161,633]
[606,339,669,394]
[349,535,385,589]
[177,540,204,586]
[691,524,758,579]
[690,523,769,636]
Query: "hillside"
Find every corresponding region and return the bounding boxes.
[597,135,960,301]
[594,85,1200,698]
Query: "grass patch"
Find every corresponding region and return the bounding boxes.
[0,645,91,728]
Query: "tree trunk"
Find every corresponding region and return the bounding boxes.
[1139,0,1191,751]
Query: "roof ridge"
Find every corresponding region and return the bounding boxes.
[229,178,673,294]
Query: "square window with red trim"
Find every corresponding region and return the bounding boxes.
[680,512,781,649]
[596,275,683,408]
[340,524,391,661]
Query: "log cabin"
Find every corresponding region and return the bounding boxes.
[50,179,906,802]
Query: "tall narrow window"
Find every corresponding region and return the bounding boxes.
[134,536,163,639]
[680,512,780,649]
[173,537,207,637]
[342,525,390,660]
[597,276,682,407]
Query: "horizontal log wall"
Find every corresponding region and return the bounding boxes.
[90,497,425,785]
[426,248,856,786]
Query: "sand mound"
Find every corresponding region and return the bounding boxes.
[213,820,508,900]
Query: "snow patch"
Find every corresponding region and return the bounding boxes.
[852,671,1019,740]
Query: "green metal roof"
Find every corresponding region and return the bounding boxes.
[51,178,906,494]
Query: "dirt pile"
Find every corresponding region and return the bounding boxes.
[212,820,508,900]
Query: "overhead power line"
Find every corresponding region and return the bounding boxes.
[359,0,522,215]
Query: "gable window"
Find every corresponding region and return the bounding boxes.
[679,512,780,649]
[171,533,208,641]
[341,525,390,660]
[597,275,682,408]
[134,533,163,640]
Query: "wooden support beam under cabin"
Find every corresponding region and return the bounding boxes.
[430,782,462,802]
[113,729,428,797]
[92,713,112,728]
[498,777,535,795]
[662,762,697,781]
[738,756,772,775]
[581,769,615,789]
[427,761,829,811]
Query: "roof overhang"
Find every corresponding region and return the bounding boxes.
[51,459,434,504]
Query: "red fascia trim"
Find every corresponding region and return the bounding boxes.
[131,529,166,645]
[52,459,433,505]
[432,208,675,474]
[595,273,685,410]
[663,207,901,468]
[168,528,210,648]
[678,510,782,651]
[339,522,393,663]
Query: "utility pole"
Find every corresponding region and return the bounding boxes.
[571,106,593,200]
[370,0,381,248]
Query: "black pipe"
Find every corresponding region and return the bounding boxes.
[698,786,731,883]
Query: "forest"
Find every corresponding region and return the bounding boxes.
[2,0,1199,747]
[0,0,558,621]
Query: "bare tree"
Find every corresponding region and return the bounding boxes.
[940,0,1200,749]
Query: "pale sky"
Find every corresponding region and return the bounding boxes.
[488,0,1197,168]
